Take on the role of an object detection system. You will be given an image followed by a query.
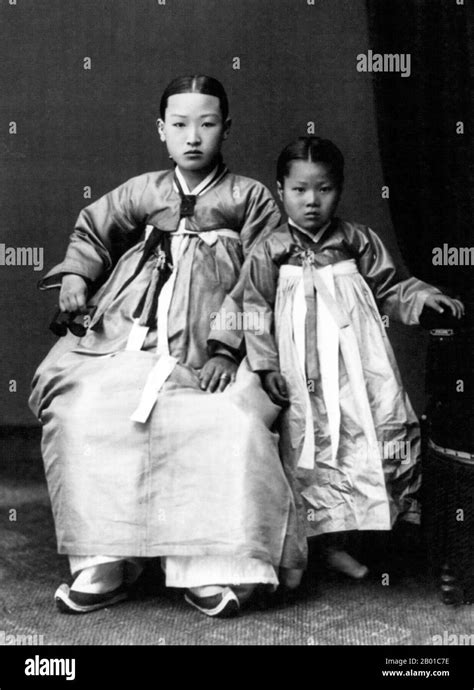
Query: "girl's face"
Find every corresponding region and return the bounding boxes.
[278,160,340,233]
[158,93,230,176]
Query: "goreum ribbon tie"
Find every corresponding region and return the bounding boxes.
[129,163,232,422]
[298,252,351,469]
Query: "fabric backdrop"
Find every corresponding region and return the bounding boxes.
[1,0,466,425]
[367,0,472,291]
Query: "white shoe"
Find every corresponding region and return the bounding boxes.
[184,586,240,618]
[54,583,128,614]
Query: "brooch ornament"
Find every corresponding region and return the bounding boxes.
[294,248,316,265]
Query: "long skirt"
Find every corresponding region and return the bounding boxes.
[29,348,304,572]
[275,259,421,537]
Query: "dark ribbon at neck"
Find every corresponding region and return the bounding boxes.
[173,173,197,218]
[173,160,228,219]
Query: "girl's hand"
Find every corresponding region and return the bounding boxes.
[263,371,290,407]
[199,355,237,393]
[59,274,88,313]
[425,294,465,319]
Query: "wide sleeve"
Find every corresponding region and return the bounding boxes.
[39,174,150,290]
[239,183,282,256]
[241,237,283,372]
[356,226,442,325]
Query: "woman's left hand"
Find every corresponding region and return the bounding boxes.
[199,355,238,393]
[425,294,465,319]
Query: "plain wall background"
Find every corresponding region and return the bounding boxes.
[0,0,428,426]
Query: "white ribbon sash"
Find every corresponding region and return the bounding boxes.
[129,165,240,422]
[281,260,373,469]
[129,222,240,423]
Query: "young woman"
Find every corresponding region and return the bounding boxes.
[243,136,464,582]
[29,76,303,618]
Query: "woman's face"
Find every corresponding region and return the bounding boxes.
[158,93,230,175]
[278,160,340,232]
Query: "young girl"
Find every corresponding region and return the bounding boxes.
[29,76,304,618]
[243,136,464,580]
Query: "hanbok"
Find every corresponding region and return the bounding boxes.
[243,219,441,539]
[29,166,305,586]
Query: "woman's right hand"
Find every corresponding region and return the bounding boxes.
[262,371,290,407]
[59,274,88,313]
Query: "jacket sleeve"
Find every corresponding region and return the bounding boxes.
[38,174,150,290]
[241,236,282,372]
[356,227,442,325]
[239,183,282,256]
[209,234,282,366]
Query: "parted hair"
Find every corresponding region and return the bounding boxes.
[159,75,229,120]
[277,136,344,189]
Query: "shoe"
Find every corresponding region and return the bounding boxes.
[325,549,369,580]
[54,583,128,614]
[184,586,240,618]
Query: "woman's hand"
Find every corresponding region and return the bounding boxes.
[262,371,290,407]
[59,274,89,314]
[199,355,238,393]
[425,294,465,319]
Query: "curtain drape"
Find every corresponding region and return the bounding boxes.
[366,0,472,295]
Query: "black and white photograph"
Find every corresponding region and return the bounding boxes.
[0,0,472,679]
